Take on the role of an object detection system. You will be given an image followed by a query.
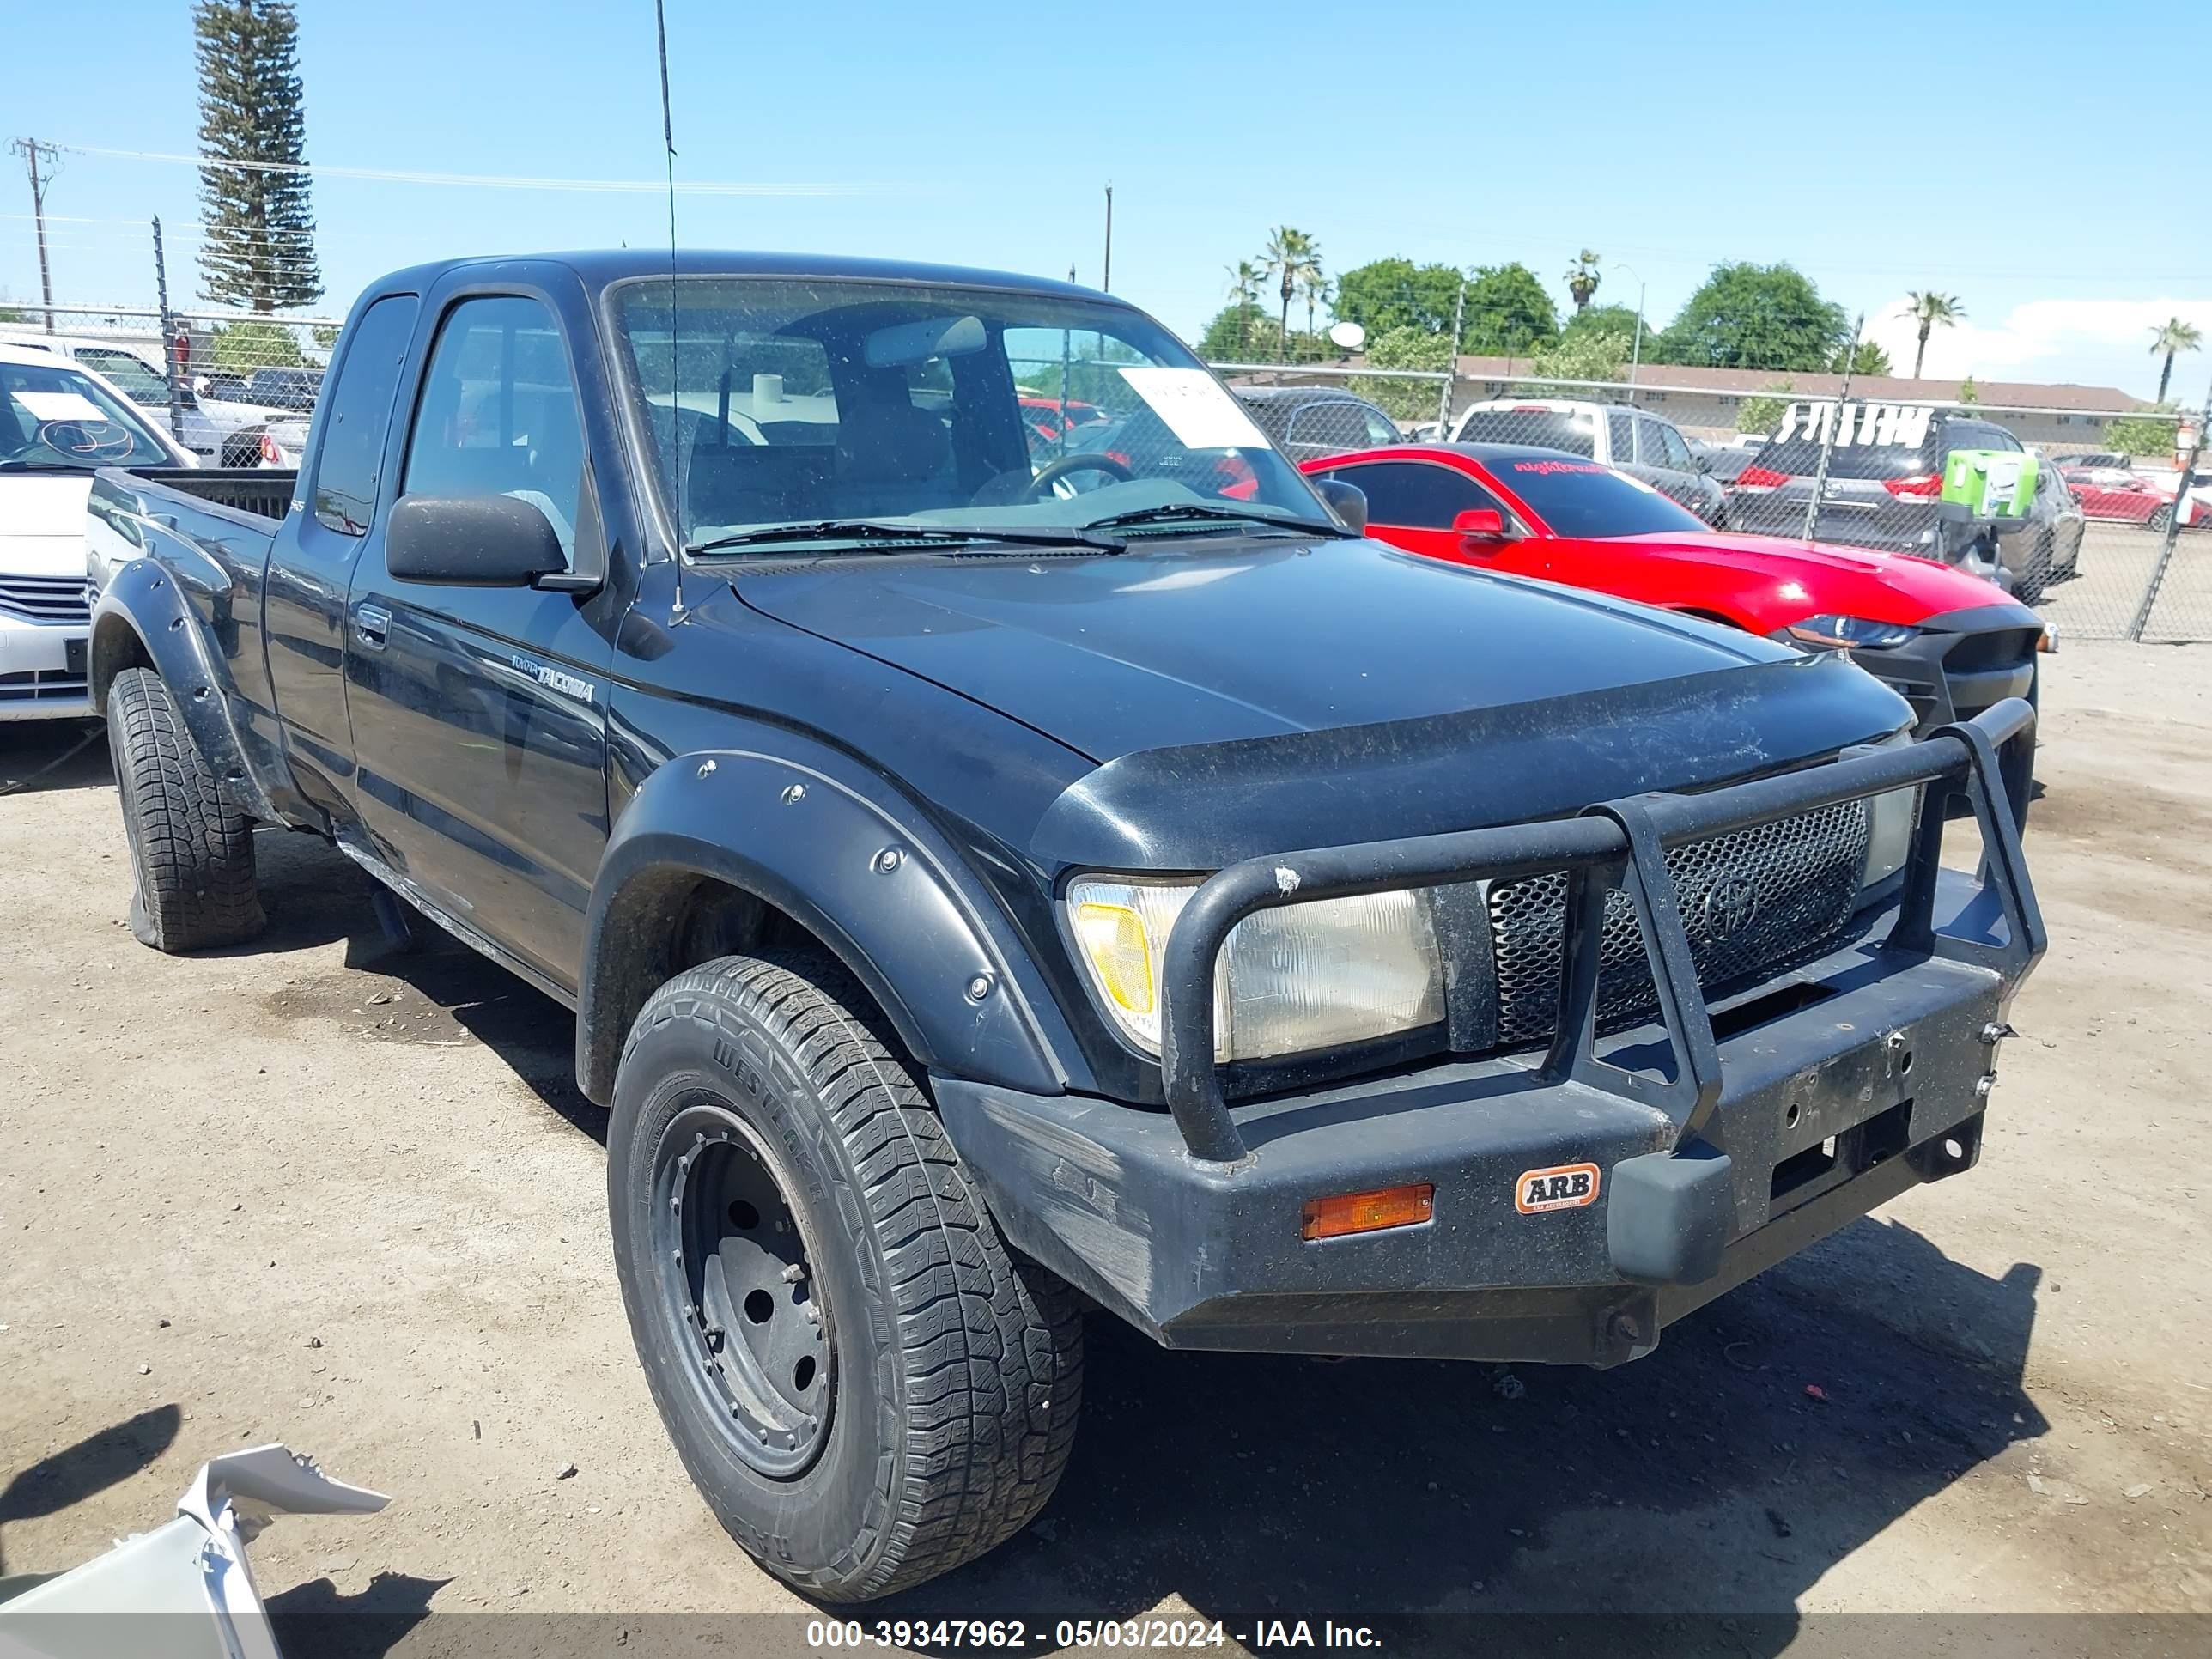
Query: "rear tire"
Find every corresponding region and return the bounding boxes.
[106,667,264,952]
[2148,504,2172,533]
[607,951,1083,1601]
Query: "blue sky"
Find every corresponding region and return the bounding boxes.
[6,0,2208,400]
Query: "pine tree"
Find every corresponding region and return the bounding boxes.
[195,0,321,312]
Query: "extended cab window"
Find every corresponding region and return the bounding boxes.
[403,295,585,563]
[1321,461,1505,529]
[76,349,170,408]
[312,294,421,535]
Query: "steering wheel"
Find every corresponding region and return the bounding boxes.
[1022,451,1133,501]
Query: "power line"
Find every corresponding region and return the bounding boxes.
[58,142,884,198]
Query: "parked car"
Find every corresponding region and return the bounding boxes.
[1689,437,1759,484]
[2058,467,2209,532]
[88,250,2043,1601]
[256,415,312,468]
[2047,451,2142,485]
[1233,385,1403,462]
[1730,404,2084,604]
[0,329,251,464]
[1,342,195,722]
[1450,398,1729,527]
[196,365,328,464]
[1301,442,2044,821]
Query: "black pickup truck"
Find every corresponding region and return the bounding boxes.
[84,252,2045,1601]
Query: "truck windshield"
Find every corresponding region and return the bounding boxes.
[1,359,173,470]
[612,277,1329,550]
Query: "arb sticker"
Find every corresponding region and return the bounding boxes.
[1515,1162,1601,1214]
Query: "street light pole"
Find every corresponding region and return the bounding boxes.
[1615,261,1647,388]
[1102,182,1113,293]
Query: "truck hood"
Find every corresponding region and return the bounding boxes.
[735,538,1806,762]
[0,473,94,574]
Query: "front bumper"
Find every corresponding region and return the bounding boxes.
[0,612,93,723]
[943,705,2043,1366]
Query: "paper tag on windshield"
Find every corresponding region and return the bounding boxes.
[15,390,108,423]
[1117,368,1268,450]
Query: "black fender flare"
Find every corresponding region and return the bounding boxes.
[88,557,276,822]
[577,742,1081,1106]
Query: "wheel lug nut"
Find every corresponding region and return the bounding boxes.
[781,1263,805,1284]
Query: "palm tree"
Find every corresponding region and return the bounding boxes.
[1261,227,1321,362]
[1900,291,1965,380]
[1299,265,1330,347]
[2149,317,2203,404]
[1565,249,1601,312]
[1224,260,1263,356]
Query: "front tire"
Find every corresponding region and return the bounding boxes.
[2148,504,2172,533]
[607,952,1082,1601]
[106,666,264,951]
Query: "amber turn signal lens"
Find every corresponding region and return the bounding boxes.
[1301,1182,1434,1241]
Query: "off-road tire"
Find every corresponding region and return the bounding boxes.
[106,666,264,952]
[607,951,1083,1601]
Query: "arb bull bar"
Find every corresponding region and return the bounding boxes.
[940,702,2045,1365]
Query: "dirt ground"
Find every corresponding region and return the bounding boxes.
[3,641,2209,1651]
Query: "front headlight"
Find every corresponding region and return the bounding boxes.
[1066,876,1443,1061]
[1784,615,1921,651]
[1859,730,1922,892]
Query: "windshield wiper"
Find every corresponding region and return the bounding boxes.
[1079,501,1357,538]
[685,520,1126,557]
[0,460,96,473]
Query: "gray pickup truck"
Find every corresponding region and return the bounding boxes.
[83,251,2044,1600]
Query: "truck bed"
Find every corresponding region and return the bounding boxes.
[106,467,296,526]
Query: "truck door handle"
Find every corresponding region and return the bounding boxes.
[355,604,391,650]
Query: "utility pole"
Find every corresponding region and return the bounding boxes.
[1102,183,1114,293]
[1436,279,1467,436]
[9,137,60,333]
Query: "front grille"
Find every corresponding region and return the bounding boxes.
[1488,799,1870,1043]
[1940,627,2039,673]
[0,575,92,625]
[0,668,89,702]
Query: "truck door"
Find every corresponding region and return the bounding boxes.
[343,289,613,991]
[262,292,420,821]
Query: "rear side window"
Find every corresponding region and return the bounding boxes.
[1286,400,1386,452]
[311,295,421,535]
[1606,410,1633,460]
[1943,422,2022,454]
[1752,401,1939,481]
[1319,459,1506,528]
[403,295,586,565]
[1455,406,1595,458]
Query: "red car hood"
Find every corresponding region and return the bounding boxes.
[1607,529,2017,626]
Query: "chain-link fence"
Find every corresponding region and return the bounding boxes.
[1212,357,2212,643]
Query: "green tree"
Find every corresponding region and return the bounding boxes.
[194,0,322,312]
[1199,303,1301,361]
[1560,302,1639,341]
[1330,258,1463,337]
[1461,263,1559,357]
[1828,339,1892,376]
[1956,374,1978,404]
[1656,263,1846,372]
[1524,325,1635,389]
[1349,324,1453,422]
[1261,226,1322,362]
[1736,379,1796,437]
[2148,317,2203,404]
[208,319,306,372]
[2108,407,2180,458]
[1565,249,1601,312]
[1900,291,1963,380]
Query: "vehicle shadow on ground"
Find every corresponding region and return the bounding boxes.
[245,829,602,1140]
[0,722,109,799]
[881,1224,2045,1654]
[0,1406,181,1579]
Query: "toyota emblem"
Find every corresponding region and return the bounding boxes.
[1702,874,1759,941]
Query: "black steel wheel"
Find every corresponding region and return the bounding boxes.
[607,950,1083,1601]
[651,1099,835,1477]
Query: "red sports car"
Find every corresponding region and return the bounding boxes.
[1301,442,2046,817]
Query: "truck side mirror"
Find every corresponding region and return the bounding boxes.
[1453,507,1507,551]
[1313,477,1367,535]
[387,494,570,587]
